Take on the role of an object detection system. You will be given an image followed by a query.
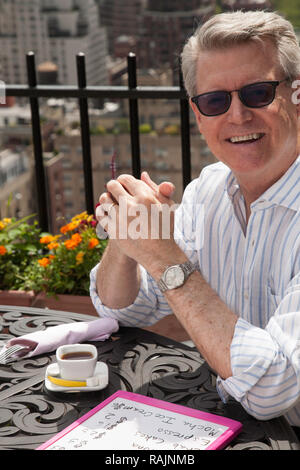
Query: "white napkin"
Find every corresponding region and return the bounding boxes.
[0,317,119,362]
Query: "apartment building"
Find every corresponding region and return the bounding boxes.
[0,0,108,86]
[98,0,145,57]
[44,152,66,233]
[97,0,216,73]
[0,0,51,84]
[220,0,271,11]
[0,148,35,219]
[138,0,216,70]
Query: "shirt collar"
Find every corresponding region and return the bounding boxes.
[225,156,300,212]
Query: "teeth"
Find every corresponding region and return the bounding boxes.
[230,133,262,143]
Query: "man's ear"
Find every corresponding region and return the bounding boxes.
[189,98,203,134]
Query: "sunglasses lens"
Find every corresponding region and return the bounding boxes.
[193,81,279,116]
[241,82,275,108]
[196,91,231,116]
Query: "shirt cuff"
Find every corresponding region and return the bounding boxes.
[216,317,277,402]
[216,377,231,403]
[89,262,163,327]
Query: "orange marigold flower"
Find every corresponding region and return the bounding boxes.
[40,235,55,244]
[0,245,7,255]
[88,237,99,249]
[71,233,82,244]
[64,232,83,250]
[68,221,80,231]
[60,224,71,234]
[60,221,80,234]
[47,242,59,250]
[64,239,76,250]
[38,257,51,267]
[76,251,85,264]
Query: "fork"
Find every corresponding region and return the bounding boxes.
[0,344,27,364]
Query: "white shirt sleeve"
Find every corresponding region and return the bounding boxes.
[89,262,173,326]
[217,271,300,421]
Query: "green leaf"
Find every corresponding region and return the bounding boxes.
[24,244,38,253]
[2,213,37,232]
[7,229,20,240]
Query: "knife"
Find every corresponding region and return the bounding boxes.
[0,368,48,401]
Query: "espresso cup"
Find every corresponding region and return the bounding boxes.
[56,344,98,380]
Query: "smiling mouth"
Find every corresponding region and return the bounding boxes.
[228,133,265,144]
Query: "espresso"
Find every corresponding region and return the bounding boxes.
[61,351,94,360]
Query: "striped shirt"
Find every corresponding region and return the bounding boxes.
[90,156,300,427]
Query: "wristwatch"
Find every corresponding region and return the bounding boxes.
[158,260,196,292]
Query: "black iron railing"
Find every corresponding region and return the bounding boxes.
[5,52,191,232]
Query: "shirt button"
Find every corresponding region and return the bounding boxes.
[244,291,249,299]
[251,239,255,247]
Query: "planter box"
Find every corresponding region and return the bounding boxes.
[0,290,36,307]
[0,290,97,317]
[32,292,98,316]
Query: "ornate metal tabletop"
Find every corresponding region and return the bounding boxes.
[0,305,299,450]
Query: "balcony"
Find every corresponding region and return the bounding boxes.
[1,51,210,341]
[4,52,196,233]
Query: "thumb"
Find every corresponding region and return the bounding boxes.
[158,181,175,198]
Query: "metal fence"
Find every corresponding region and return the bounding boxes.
[5,52,191,232]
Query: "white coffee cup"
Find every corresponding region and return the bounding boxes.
[56,344,98,380]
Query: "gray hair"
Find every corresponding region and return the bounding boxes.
[181,10,300,97]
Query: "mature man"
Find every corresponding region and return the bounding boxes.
[91,11,300,428]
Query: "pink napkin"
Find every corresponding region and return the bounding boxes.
[1,317,119,361]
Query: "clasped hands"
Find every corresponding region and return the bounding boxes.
[95,171,177,270]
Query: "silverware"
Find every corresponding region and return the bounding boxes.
[0,344,27,364]
[0,369,48,401]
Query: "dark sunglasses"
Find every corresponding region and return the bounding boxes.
[191,78,288,117]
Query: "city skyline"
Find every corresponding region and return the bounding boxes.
[0,0,294,230]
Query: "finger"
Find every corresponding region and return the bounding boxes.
[142,171,175,200]
[116,174,145,196]
[106,178,133,202]
[141,171,159,192]
[98,191,115,206]
[96,192,118,238]
[96,192,116,219]
[158,181,175,198]
[106,191,118,204]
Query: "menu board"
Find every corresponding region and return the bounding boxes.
[37,390,242,450]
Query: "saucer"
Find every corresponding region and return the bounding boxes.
[45,362,109,392]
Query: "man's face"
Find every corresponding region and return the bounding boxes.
[190,40,300,188]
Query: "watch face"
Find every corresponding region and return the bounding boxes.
[165,266,184,288]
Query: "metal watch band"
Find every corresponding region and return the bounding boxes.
[157,278,168,292]
[181,260,195,277]
[158,260,196,292]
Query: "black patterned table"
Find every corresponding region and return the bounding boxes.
[0,305,299,450]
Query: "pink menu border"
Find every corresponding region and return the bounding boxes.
[37,390,242,450]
